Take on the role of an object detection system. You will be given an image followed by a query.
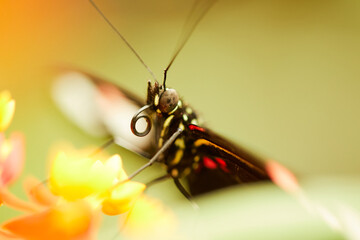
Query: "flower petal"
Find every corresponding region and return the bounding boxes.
[104,154,128,181]
[0,188,40,213]
[0,229,22,239]
[2,200,97,240]
[23,176,58,207]
[102,181,145,215]
[0,132,25,186]
[49,149,125,201]
[0,91,15,132]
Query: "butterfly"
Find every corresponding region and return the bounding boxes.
[53,0,273,198]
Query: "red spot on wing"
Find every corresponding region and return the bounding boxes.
[203,156,217,169]
[215,157,226,167]
[188,124,205,132]
[215,157,230,173]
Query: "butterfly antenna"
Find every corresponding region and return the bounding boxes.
[89,0,157,81]
[163,0,217,88]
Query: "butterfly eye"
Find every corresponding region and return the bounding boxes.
[159,89,179,113]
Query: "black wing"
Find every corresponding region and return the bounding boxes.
[186,124,270,195]
[52,69,156,157]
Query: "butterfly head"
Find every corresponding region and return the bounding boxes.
[131,81,181,137]
[147,80,180,115]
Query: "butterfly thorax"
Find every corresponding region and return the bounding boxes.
[146,81,202,178]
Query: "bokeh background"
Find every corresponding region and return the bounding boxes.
[1,0,360,239]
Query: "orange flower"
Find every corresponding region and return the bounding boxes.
[2,200,98,240]
[0,91,167,238]
[0,91,15,132]
[1,145,150,239]
[0,176,99,239]
[0,123,176,240]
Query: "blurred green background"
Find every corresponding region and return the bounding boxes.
[1,0,360,239]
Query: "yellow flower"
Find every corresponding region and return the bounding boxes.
[49,151,126,201]
[0,91,15,132]
[48,145,146,216]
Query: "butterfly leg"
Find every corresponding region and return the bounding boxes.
[127,128,183,180]
[174,178,199,209]
[89,138,114,157]
[146,174,171,188]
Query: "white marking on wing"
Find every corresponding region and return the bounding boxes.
[52,71,153,153]
[52,72,108,136]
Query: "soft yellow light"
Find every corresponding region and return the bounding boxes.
[0,91,15,132]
